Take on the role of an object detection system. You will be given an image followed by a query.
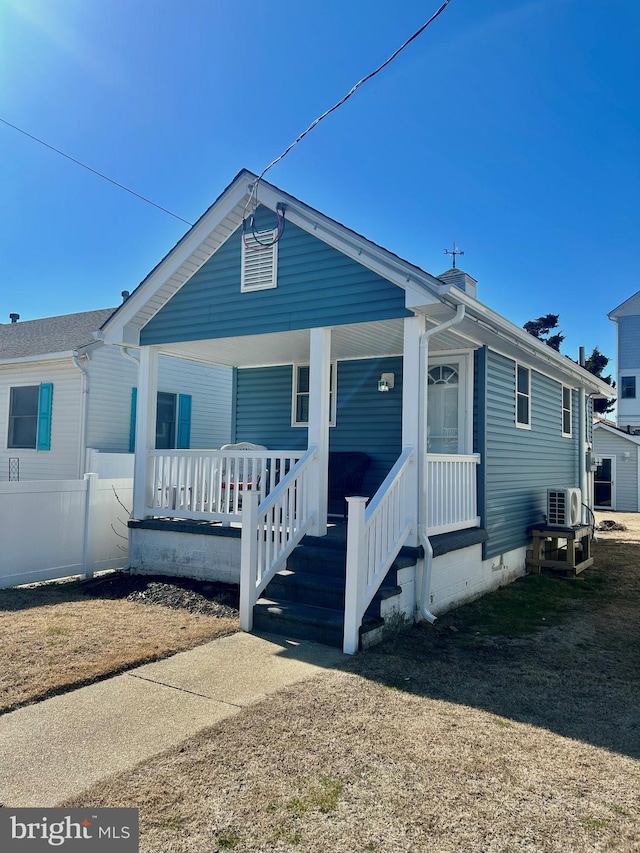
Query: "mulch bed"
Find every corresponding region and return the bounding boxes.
[80,572,240,618]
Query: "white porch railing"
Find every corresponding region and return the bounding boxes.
[239,446,318,631]
[426,453,481,535]
[343,447,415,655]
[146,449,304,522]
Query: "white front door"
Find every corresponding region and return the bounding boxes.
[427,355,471,454]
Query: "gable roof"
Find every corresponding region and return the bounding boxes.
[594,418,640,445]
[608,290,640,320]
[98,170,613,397]
[0,308,115,361]
[99,169,443,346]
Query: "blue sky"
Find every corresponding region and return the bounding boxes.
[1,0,639,373]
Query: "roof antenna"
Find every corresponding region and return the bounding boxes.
[444,242,464,269]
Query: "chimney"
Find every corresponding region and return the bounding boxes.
[9,313,19,323]
[438,268,478,299]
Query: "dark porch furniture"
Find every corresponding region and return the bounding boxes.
[328,451,371,517]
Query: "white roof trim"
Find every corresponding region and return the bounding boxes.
[594,421,640,445]
[0,351,77,366]
[100,170,441,346]
[435,284,614,396]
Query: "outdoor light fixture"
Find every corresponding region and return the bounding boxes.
[378,372,395,392]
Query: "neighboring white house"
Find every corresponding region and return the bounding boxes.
[592,289,640,512]
[0,306,233,481]
[593,418,640,511]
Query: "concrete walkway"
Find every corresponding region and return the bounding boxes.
[0,632,344,807]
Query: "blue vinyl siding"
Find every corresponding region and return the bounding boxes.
[235,356,403,496]
[483,350,579,559]
[141,206,410,346]
[617,316,640,369]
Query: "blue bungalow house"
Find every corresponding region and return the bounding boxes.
[100,170,610,653]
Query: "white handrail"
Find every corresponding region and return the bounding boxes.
[343,446,415,654]
[240,446,318,631]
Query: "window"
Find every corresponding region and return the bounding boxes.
[292,363,337,427]
[621,376,636,399]
[516,364,531,428]
[7,384,52,450]
[129,389,192,451]
[155,392,177,450]
[562,386,572,436]
[241,229,278,292]
[427,364,460,453]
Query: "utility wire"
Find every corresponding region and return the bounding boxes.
[2,0,452,230]
[0,117,194,226]
[246,0,453,215]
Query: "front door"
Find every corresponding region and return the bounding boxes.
[594,456,615,509]
[427,355,471,454]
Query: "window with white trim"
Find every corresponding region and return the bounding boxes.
[516,364,531,428]
[621,376,636,399]
[292,363,337,427]
[7,384,53,450]
[562,386,572,437]
[241,229,278,291]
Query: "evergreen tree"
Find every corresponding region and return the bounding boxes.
[523,314,565,351]
[584,346,616,415]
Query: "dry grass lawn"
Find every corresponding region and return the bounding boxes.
[64,513,640,852]
[0,573,238,714]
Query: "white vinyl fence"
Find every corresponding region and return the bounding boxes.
[85,449,135,478]
[0,474,133,589]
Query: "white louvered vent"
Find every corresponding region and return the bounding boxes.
[241,228,278,292]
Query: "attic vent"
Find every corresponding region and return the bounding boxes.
[241,229,278,292]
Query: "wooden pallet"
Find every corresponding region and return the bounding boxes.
[526,524,593,577]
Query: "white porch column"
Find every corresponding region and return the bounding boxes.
[402,315,425,547]
[308,327,332,536]
[133,346,159,520]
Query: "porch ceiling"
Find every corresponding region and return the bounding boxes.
[156,320,406,367]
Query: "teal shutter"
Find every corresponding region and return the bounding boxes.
[129,387,137,452]
[36,383,53,451]
[177,394,192,449]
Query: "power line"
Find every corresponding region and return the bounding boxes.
[246,0,454,215]
[0,117,193,226]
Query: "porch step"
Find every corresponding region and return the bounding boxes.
[266,570,402,612]
[252,536,415,651]
[287,543,419,580]
[253,598,384,650]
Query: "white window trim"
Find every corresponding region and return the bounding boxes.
[240,228,279,292]
[7,384,40,451]
[620,375,636,399]
[515,363,531,430]
[427,352,473,454]
[291,362,337,427]
[561,385,573,438]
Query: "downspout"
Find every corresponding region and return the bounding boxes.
[120,345,140,367]
[579,389,587,521]
[418,301,466,623]
[71,352,90,477]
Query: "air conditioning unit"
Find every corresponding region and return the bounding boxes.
[547,487,581,528]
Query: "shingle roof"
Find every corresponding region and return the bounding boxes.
[0,308,116,360]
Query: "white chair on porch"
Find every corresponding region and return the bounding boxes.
[219,443,267,513]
